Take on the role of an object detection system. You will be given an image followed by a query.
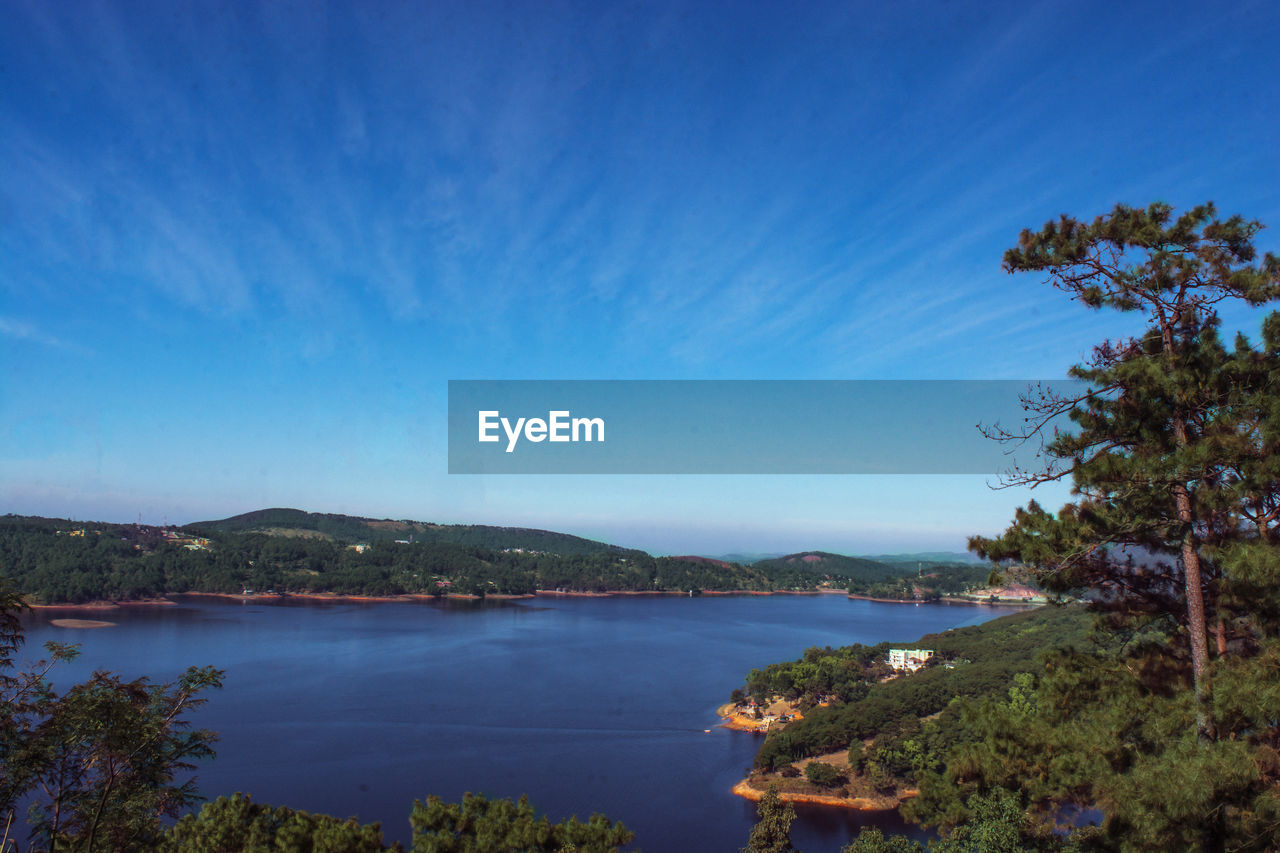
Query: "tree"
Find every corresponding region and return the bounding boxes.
[803,761,841,787]
[841,828,923,853]
[843,790,1062,853]
[26,667,222,851]
[0,588,223,852]
[160,793,394,853]
[961,202,1280,849]
[742,785,797,853]
[846,741,864,772]
[972,201,1280,739]
[409,792,633,853]
[164,792,636,853]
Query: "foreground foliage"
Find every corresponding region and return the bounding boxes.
[741,786,796,853]
[0,589,222,853]
[846,791,1060,853]
[161,791,635,853]
[160,793,391,853]
[409,793,633,853]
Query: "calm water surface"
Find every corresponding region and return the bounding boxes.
[22,595,1005,852]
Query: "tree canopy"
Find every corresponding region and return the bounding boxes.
[742,785,796,853]
[409,792,633,853]
[956,202,1280,849]
[973,202,1280,739]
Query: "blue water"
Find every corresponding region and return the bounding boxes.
[20,595,1004,851]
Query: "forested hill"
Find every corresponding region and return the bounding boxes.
[186,508,643,557]
[751,551,901,583]
[0,513,917,604]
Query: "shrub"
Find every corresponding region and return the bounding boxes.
[804,761,841,787]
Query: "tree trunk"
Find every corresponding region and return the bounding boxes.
[1161,310,1214,740]
[1174,481,1212,742]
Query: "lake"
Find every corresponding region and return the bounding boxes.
[20,594,1007,851]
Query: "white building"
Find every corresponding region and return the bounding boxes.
[888,648,934,671]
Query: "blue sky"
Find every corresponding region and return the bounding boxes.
[3,0,1278,555]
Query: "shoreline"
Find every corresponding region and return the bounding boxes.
[730,778,912,812]
[176,591,538,604]
[22,587,859,611]
[22,587,1044,611]
[716,707,919,813]
[22,590,538,612]
[534,588,843,598]
[847,593,1043,608]
[715,702,771,733]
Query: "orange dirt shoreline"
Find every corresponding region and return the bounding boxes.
[730,779,912,812]
[716,706,919,812]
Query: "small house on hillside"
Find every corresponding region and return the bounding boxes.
[888,648,934,671]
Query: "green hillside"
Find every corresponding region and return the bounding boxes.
[744,604,1092,771]
[185,508,642,557]
[0,513,847,603]
[751,551,903,583]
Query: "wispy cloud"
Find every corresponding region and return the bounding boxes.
[0,315,85,352]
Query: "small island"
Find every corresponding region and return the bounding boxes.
[47,617,116,629]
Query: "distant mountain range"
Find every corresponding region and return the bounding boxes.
[714,552,787,565]
[185,508,643,558]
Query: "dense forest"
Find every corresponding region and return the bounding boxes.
[0,513,931,604]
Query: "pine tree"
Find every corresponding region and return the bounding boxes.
[972,201,1280,739]
[960,202,1280,850]
[742,785,798,853]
